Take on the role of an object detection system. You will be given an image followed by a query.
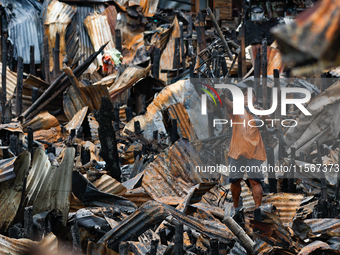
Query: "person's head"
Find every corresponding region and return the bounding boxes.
[241,87,256,106]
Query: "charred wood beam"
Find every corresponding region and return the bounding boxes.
[288,147,296,193]
[174,223,184,255]
[159,229,167,245]
[94,97,121,181]
[262,38,268,109]
[180,23,186,72]
[119,242,129,255]
[31,87,39,104]
[54,33,60,78]
[267,146,277,193]
[1,33,7,123]
[27,127,33,154]
[175,37,181,76]
[71,219,81,253]
[125,107,132,122]
[115,29,122,53]
[21,42,108,120]
[30,45,35,75]
[9,134,17,156]
[43,30,50,83]
[210,239,219,255]
[16,56,23,116]
[24,206,33,239]
[148,239,159,255]
[152,47,160,79]
[254,49,261,103]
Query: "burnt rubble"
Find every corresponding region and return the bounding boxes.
[0,0,340,254]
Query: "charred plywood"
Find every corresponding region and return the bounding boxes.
[84,13,115,66]
[159,16,180,82]
[0,151,30,232]
[44,0,76,72]
[26,147,75,225]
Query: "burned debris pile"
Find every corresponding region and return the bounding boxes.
[0,0,340,254]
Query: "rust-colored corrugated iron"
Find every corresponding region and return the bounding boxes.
[0,62,18,101]
[44,0,76,72]
[250,45,285,75]
[22,111,59,132]
[93,174,127,195]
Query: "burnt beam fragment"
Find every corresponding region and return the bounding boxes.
[152,47,160,79]
[1,33,7,124]
[148,239,159,255]
[94,97,121,181]
[174,223,184,255]
[27,127,33,154]
[115,29,122,53]
[16,56,23,116]
[24,206,33,239]
[30,45,35,75]
[54,33,60,78]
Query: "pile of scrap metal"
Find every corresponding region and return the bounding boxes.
[0,0,340,254]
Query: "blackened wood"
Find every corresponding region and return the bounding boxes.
[267,146,277,193]
[180,23,186,72]
[197,12,207,50]
[221,56,228,77]
[24,206,33,239]
[71,219,81,253]
[262,38,268,109]
[153,130,158,140]
[31,87,39,104]
[81,147,90,165]
[30,45,35,75]
[159,229,167,245]
[288,147,296,193]
[152,47,160,79]
[210,239,219,255]
[115,29,122,53]
[174,224,184,255]
[94,97,121,181]
[254,48,261,103]
[134,121,141,133]
[54,33,60,78]
[149,239,159,255]
[125,107,132,122]
[9,135,17,156]
[190,62,194,78]
[136,94,146,115]
[238,47,243,79]
[175,37,181,76]
[170,119,178,144]
[114,104,120,127]
[119,242,129,255]
[16,56,23,116]
[43,29,50,83]
[1,34,7,123]
[187,14,193,36]
[27,127,33,154]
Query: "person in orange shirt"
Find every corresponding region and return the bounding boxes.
[224,87,269,210]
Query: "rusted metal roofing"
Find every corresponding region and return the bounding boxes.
[26,147,75,225]
[0,62,18,101]
[44,0,76,72]
[109,65,151,102]
[0,157,17,183]
[124,79,208,141]
[63,85,111,120]
[298,241,338,255]
[250,45,285,75]
[0,0,43,64]
[65,106,88,133]
[0,233,35,255]
[122,187,152,207]
[0,151,30,232]
[304,219,340,236]
[159,16,180,82]
[0,122,24,134]
[102,5,117,39]
[141,139,211,202]
[114,0,159,17]
[93,174,127,195]
[83,13,115,66]
[271,0,340,75]
[22,111,59,132]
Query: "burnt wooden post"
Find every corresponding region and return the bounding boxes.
[262,38,268,109]
[136,94,146,115]
[24,206,33,239]
[174,223,184,255]
[274,69,284,163]
[159,229,167,245]
[175,37,181,76]
[149,239,159,255]
[170,118,178,144]
[180,23,186,72]
[54,33,60,78]
[27,127,33,154]
[71,219,81,253]
[267,145,277,193]
[30,45,35,75]
[198,12,206,50]
[125,107,132,122]
[43,29,50,83]
[1,34,7,123]
[254,49,261,103]
[288,147,296,193]
[32,87,39,104]
[114,104,120,132]
[153,130,158,140]
[94,97,121,181]
[16,56,23,116]
[221,56,228,77]
[210,239,219,255]
[115,29,122,53]
[190,63,194,78]
[10,135,18,156]
[134,120,141,133]
[152,47,160,79]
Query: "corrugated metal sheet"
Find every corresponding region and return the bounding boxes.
[93,174,127,195]
[122,187,152,207]
[141,139,211,202]
[22,111,59,132]
[109,65,151,102]
[0,157,17,183]
[26,147,75,225]
[0,0,43,64]
[271,0,340,75]
[44,0,76,72]
[63,85,111,120]
[124,79,208,141]
[0,151,30,232]
[83,13,115,66]
[0,234,35,255]
[114,0,159,16]
[65,106,88,133]
[102,6,117,39]
[304,219,340,236]
[0,62,18,101]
